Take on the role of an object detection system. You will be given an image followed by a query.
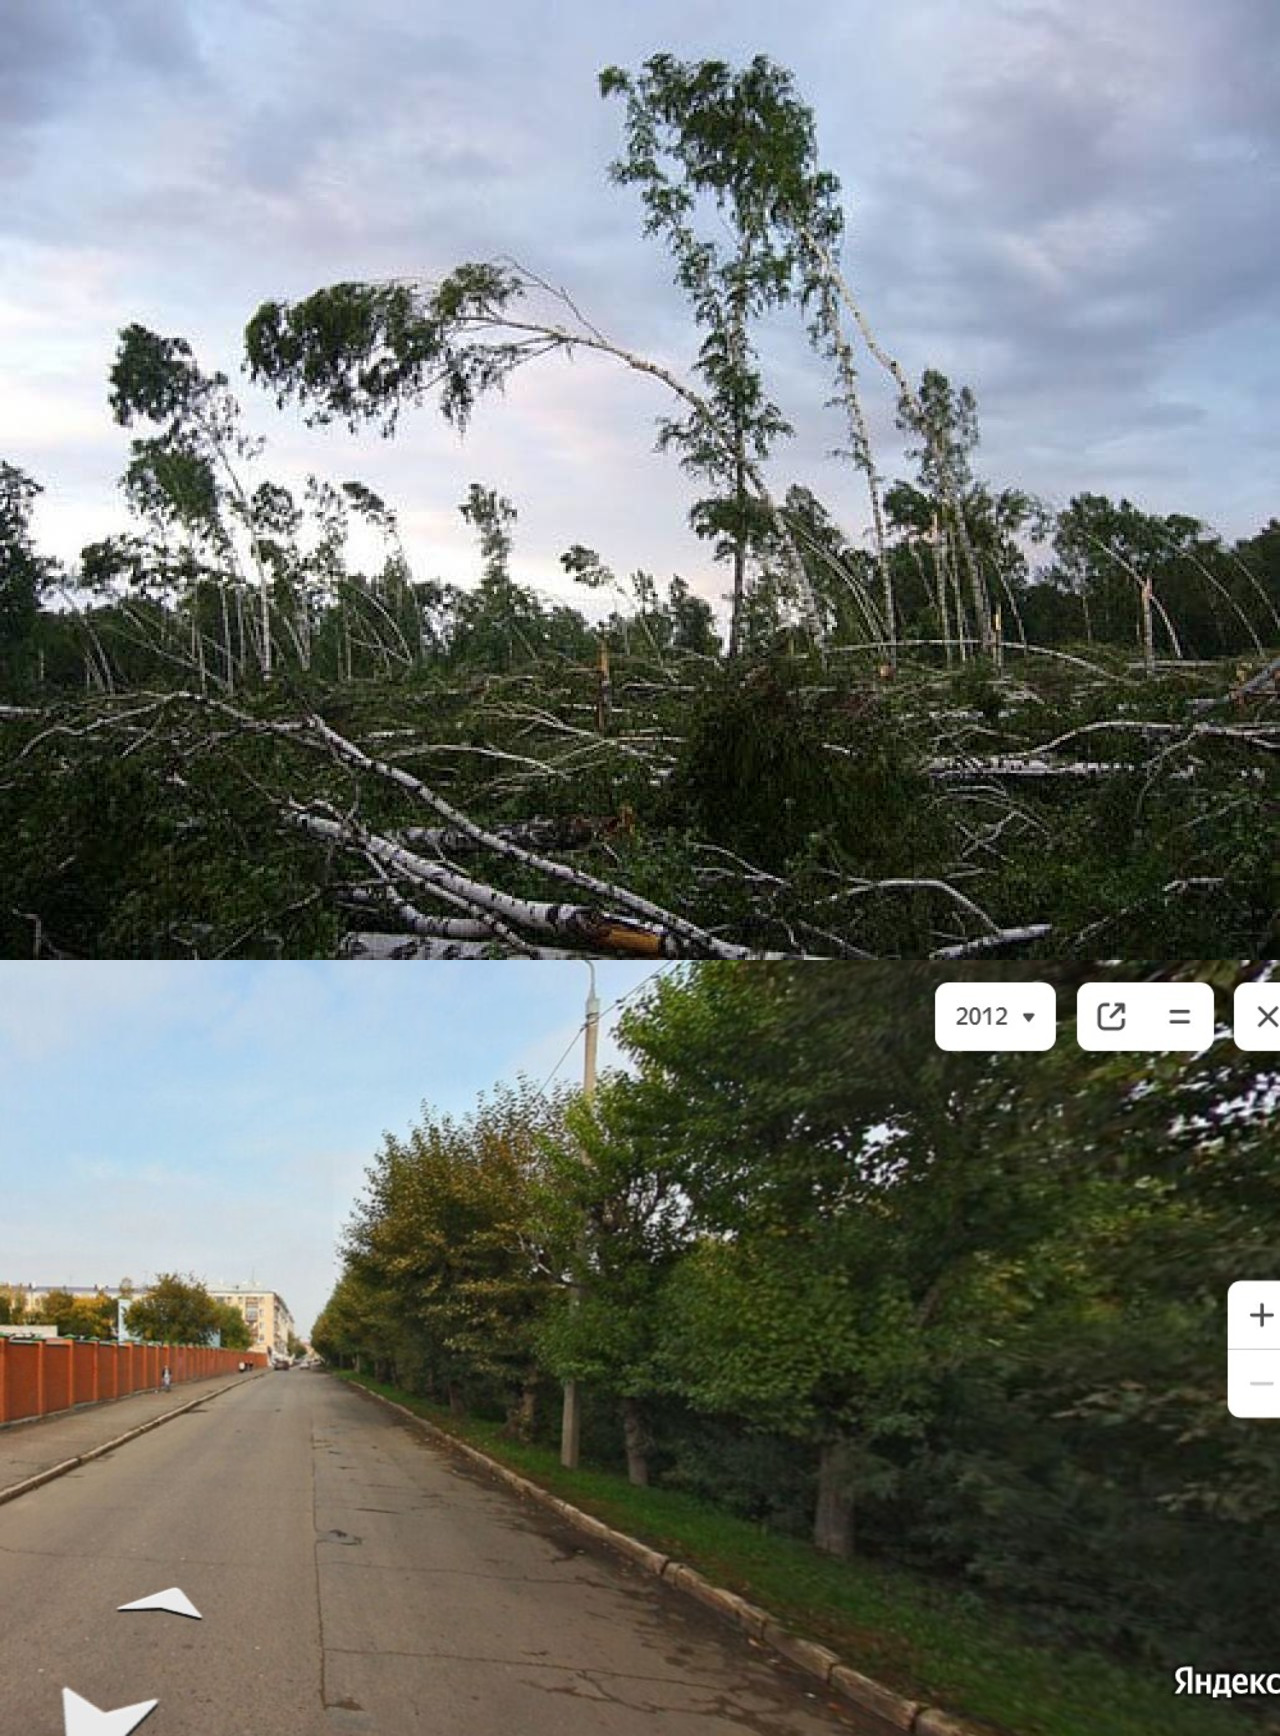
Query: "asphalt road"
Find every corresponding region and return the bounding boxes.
[1,1372,869,1735]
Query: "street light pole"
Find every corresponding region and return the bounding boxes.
[560,964,599,1469]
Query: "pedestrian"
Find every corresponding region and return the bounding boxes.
[160,1364,172,1393]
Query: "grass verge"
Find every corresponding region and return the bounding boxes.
[335,1371,1259,1736]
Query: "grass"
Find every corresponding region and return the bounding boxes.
[335,1371,1263,1736]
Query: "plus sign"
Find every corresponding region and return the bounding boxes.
[1252,1304,1274,1327]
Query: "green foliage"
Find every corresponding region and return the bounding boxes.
[899,369,979,499]
[950,656,1005,724]
[0,461,58,692]
[0,55,1276,958]
[34,1288,117,1338]
[214,1301,253,1351]
[338,1083,572,1408]
[1,631,1274,957]
[243,268,527,438]
[125,1272,228,1346]
[601,54,833,653]
[663,656,930,876]
[315,961,1279,1699]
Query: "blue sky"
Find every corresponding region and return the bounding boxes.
[0,961,667,1336]
[3,0,1277,634]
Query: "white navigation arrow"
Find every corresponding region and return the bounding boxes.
[62,1686,158,1736]
[118,1586,202,1619]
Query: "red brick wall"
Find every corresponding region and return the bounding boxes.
[0,1339,267,1425]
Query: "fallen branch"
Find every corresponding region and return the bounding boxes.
[339,932,580,959]
[931,924,1053,958]
[296,711,772,954]
[394,817,607,856]
[289,804,790,959]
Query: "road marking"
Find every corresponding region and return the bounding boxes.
[62,1686,158,1735]
[118,1587,202,1619]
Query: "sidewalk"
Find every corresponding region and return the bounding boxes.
[0,1369,256,1504]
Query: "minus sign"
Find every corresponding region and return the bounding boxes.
[1250,1381,1275,1386]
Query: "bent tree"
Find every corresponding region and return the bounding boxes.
[243,55,998,660]
[599,53,893,656]
[243,262,827,643]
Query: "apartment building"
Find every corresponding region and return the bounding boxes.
[4,1282,295,1359]
[207,1286,295,1361]
[2,1284,126,1313]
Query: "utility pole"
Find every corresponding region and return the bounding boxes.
[560,964,599,1468]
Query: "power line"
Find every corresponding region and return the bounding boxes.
[535,963,682,1096]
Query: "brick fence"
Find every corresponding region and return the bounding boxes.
[0,1338,266,1425]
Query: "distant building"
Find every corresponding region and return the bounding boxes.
[207,1286,295,1362]
[3,1284,128,1312]
[4,1281,296,1359]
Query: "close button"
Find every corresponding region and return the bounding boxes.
[1234,982,1280,1051]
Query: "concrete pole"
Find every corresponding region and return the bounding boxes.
[560,965,599,1469]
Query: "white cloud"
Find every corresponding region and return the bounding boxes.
[2,0,1276,593]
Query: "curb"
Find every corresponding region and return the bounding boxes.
[351,1379,987,1736]
[0,1373,258,1509]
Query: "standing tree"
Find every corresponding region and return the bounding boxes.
[891,368,988,658]
[453,484,544,668]
[610,962,1094,1557]
[109,324,275,681]
[36,1289,117,1339]
[1049,493,1186,665]
[125,1273,226,1345]
[213,1302,254,1351]
[534,1086,692,1486]
[341,1084,569,1429]
[600,57,802,655]
[0,461,58,695]
[600,55,967,662]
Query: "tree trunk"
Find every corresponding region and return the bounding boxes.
[260,569,273,682]
[503,1377,538,1440]
[448,1382,466,1419]
[814,1437,854,1559]
[730,463,746,660]
[621,1397,650,1487]
[235,584,247,683]
[218,583,232,690]
[596,636,611,732]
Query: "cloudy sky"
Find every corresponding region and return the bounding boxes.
[0,960,666,1337]
[4,0,1277,627]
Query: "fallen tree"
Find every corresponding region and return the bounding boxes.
[1,636,1274,959]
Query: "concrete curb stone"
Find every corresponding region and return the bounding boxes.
[352,1380,989,1736]
[661,1563,770,1637]
[829,1664,921,1730]
[760,1619,844,1681]
[913,1712,977,1736]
